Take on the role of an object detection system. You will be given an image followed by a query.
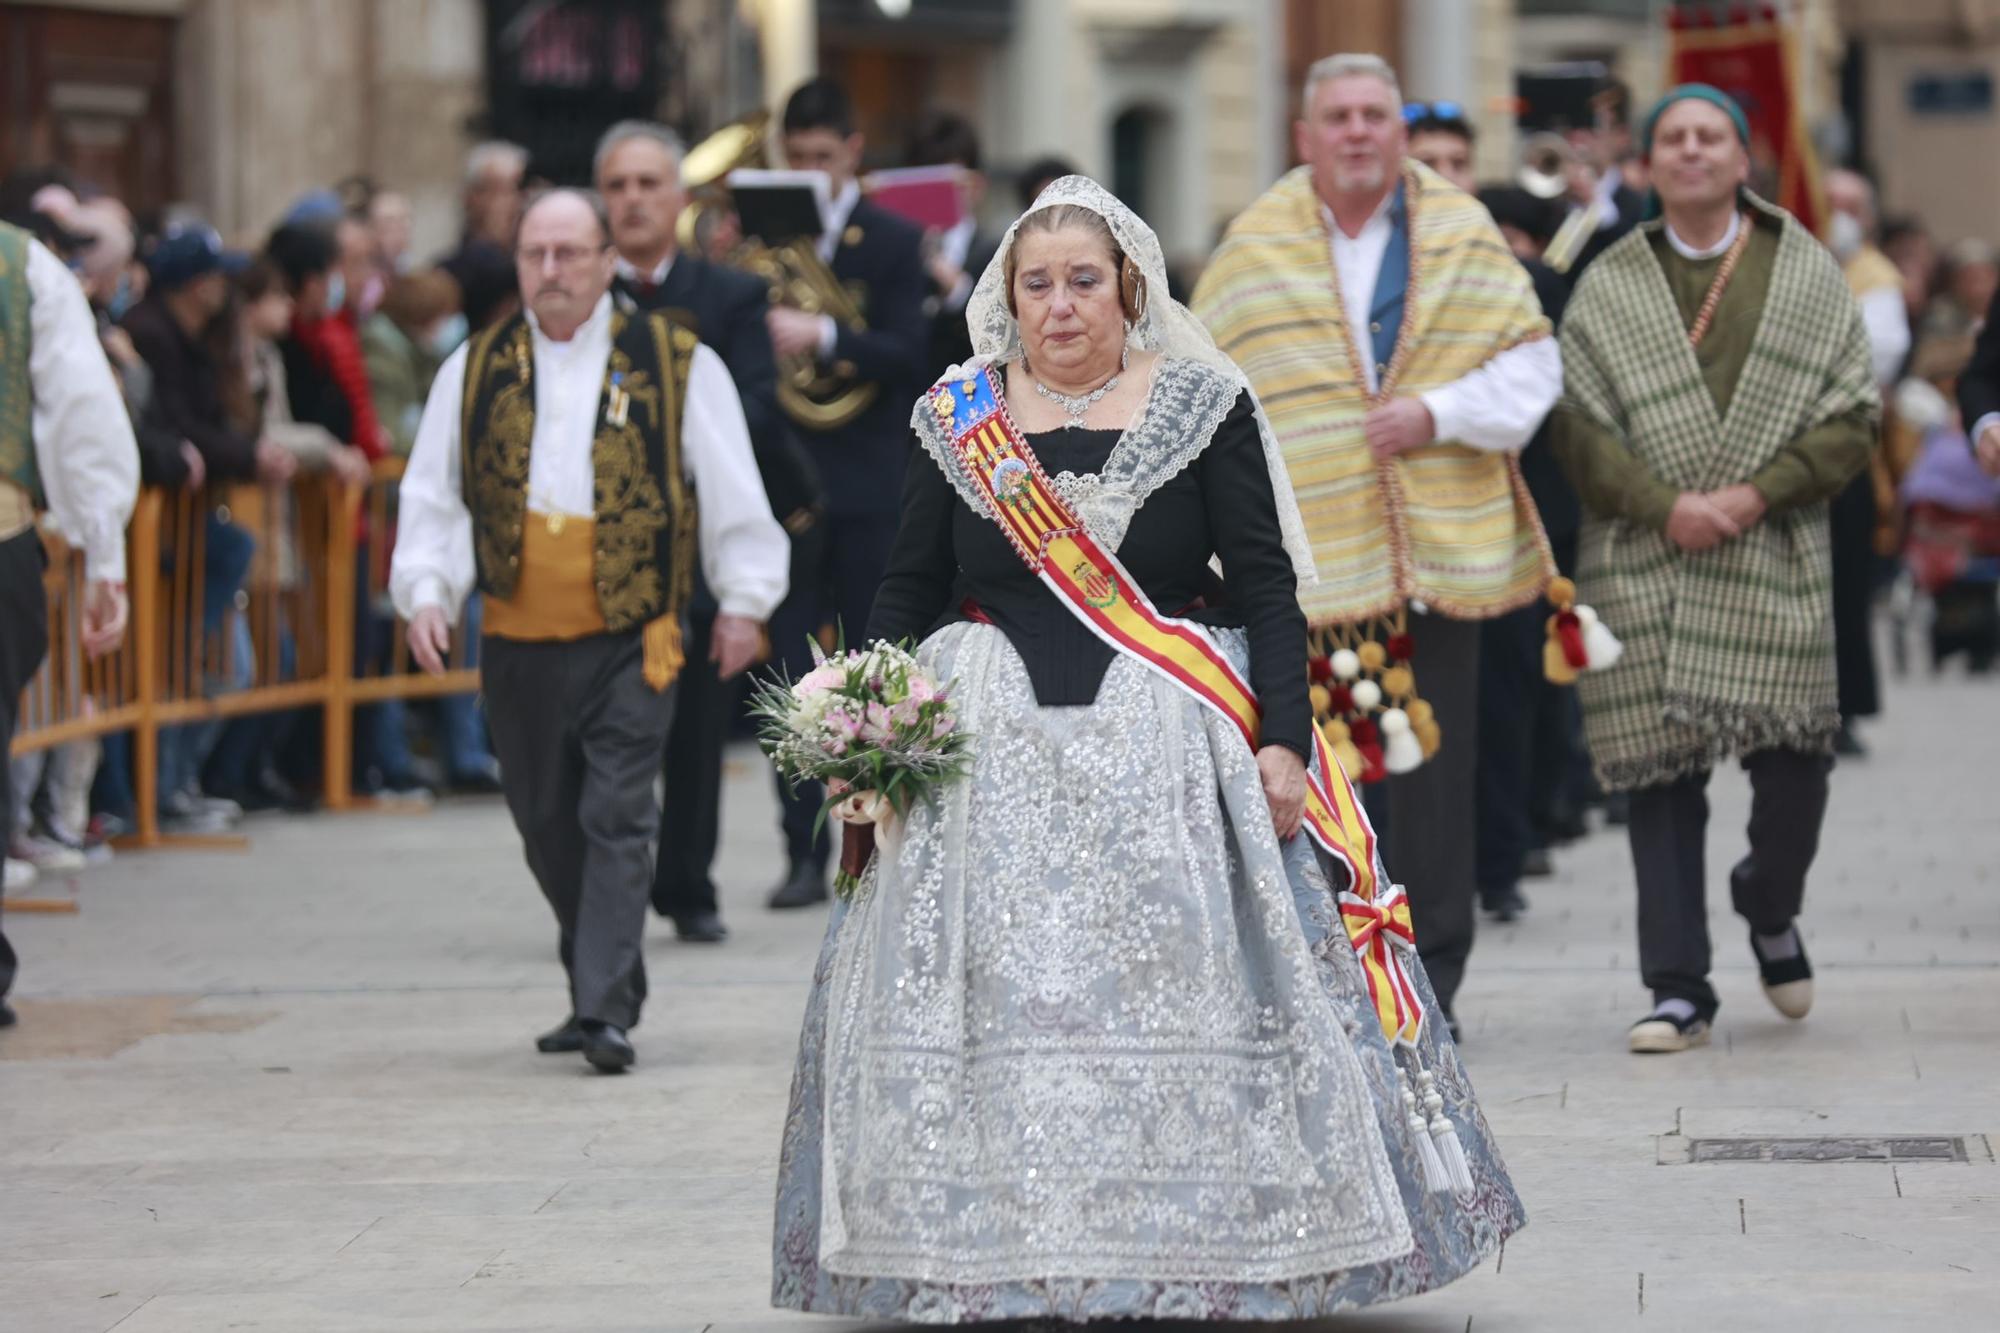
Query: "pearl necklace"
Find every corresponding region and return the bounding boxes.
[1030,343,1131,428]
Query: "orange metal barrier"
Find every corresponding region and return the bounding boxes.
[9,461,480,845]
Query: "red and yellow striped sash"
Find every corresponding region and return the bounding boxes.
[931,367,1425,1044]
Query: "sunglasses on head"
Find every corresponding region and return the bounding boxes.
[1403,101,1468,125]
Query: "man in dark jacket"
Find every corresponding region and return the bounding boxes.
[904,111,1003,380]
[122,225,291,489]
[595,120,821,943]
[1956,284,2000,478]
[1473,184,1586,922]
[761,77,929,909]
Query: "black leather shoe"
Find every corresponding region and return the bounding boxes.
[581,1022,635,1073]
[674,912,729,943]
[1520,848,1555,879]
[534,1016,584,1054]
[767,864,829,910]
[0,999,17,1029]
[1481,886,1528,923]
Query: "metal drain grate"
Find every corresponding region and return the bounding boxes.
[1662,1135,1981,1164]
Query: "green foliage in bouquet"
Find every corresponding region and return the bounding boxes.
[748,638,974,876]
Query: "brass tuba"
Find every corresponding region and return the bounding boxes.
[1517,132,1577,201]
[679,113,878,432]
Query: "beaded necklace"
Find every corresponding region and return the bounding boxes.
[1685,212,1755,351]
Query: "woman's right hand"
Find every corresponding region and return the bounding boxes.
[1257,744,1307,842]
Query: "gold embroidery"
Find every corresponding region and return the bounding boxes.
[0,224,39,505]
[462,312,698,633]
[461,322,534,600]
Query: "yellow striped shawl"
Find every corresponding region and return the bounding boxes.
[1193,164,1554,626]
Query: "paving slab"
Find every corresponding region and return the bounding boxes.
[3,668,1996,1330]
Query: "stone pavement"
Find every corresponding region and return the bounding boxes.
[3,666,1996,1333]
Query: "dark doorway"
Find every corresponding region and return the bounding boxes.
[485,0,668,187]
[0,5,177,215]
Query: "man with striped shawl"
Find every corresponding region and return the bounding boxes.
[1551,86,1879,1055]
[1194,53,1559,1030]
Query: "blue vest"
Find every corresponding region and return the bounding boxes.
[1366,182,1411,375]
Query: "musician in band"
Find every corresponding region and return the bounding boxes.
[762,77,930,910]
[904,111,1005,381]
[595,120,822,943]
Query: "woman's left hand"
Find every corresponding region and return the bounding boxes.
[1257,744,1307,842]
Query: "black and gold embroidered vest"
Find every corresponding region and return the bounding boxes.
[0,222,40,507]
[457,309,699,634]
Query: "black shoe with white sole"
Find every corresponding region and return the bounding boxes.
[1628,1007,1712,1054]
[1749,928,1814,1020]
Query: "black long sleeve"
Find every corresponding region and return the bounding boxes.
[832,236,929,390]
[864,438,958,647]
[1958,285,2000,437]
[716,275,820,521]
[1197,397,1311,758]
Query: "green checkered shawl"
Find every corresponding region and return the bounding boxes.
[1560,196,1878,791]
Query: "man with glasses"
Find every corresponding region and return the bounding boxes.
[390,189,789,1072]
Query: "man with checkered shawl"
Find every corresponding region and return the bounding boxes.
[1552,86,1879,1056]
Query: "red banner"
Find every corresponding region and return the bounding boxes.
[1667,5,1824,235]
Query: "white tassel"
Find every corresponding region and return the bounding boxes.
[1351,678,1382,711]
[1402,1076,1451,1193]
[1379,708,1424,774]
[1421,1071,1476,1194]
[1331,648,1361,681]
[1576,606,1624,670]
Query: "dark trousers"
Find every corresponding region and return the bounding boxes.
[770,510,894,873]
[1375,610,1482,1014]
[2,530,52,1003]
[1626,747,1833,1016]
[654,610,726,919]
[482,632,675,1030]
[1830,474,1880,721]
[1475,602,1546,895]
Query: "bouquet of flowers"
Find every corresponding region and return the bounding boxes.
[749,639,973,895]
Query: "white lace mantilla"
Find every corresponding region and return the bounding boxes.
[916,356,1242,556]
[926,173,1317,585]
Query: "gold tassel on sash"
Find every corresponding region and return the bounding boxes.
[642,614,684,693]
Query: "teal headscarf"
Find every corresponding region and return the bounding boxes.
[1640,83,1750,156]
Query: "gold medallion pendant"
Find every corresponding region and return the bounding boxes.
[546,511,567,537]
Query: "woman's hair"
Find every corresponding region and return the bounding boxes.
[1004,204,1145,324]
[378,269,462,337]
[265,221,339,294]
[235,255,286,304]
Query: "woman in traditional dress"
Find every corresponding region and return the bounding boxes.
[771,177,1523,1322]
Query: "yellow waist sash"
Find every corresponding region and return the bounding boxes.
[0,479,33,540]
[483,514,684,690]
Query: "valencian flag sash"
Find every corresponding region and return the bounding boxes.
[931,367,1427,1046]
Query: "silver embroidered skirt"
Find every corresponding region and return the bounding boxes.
[771,623,1523,1321]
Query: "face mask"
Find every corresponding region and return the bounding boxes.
[425,312,469,357]
[1828,210,1864,261]
[325,272,347,313]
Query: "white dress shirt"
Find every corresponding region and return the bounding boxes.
[1323,193,1562,453]
[390,293,789,624]
[1665,212,1741,262]
[937,214,979,311]
[613,252,676,290]
[1856,287,1911,389]
[809,180,864,360]
[11,239,140,581]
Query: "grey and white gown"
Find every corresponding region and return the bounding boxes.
[769,356,1524,1323]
